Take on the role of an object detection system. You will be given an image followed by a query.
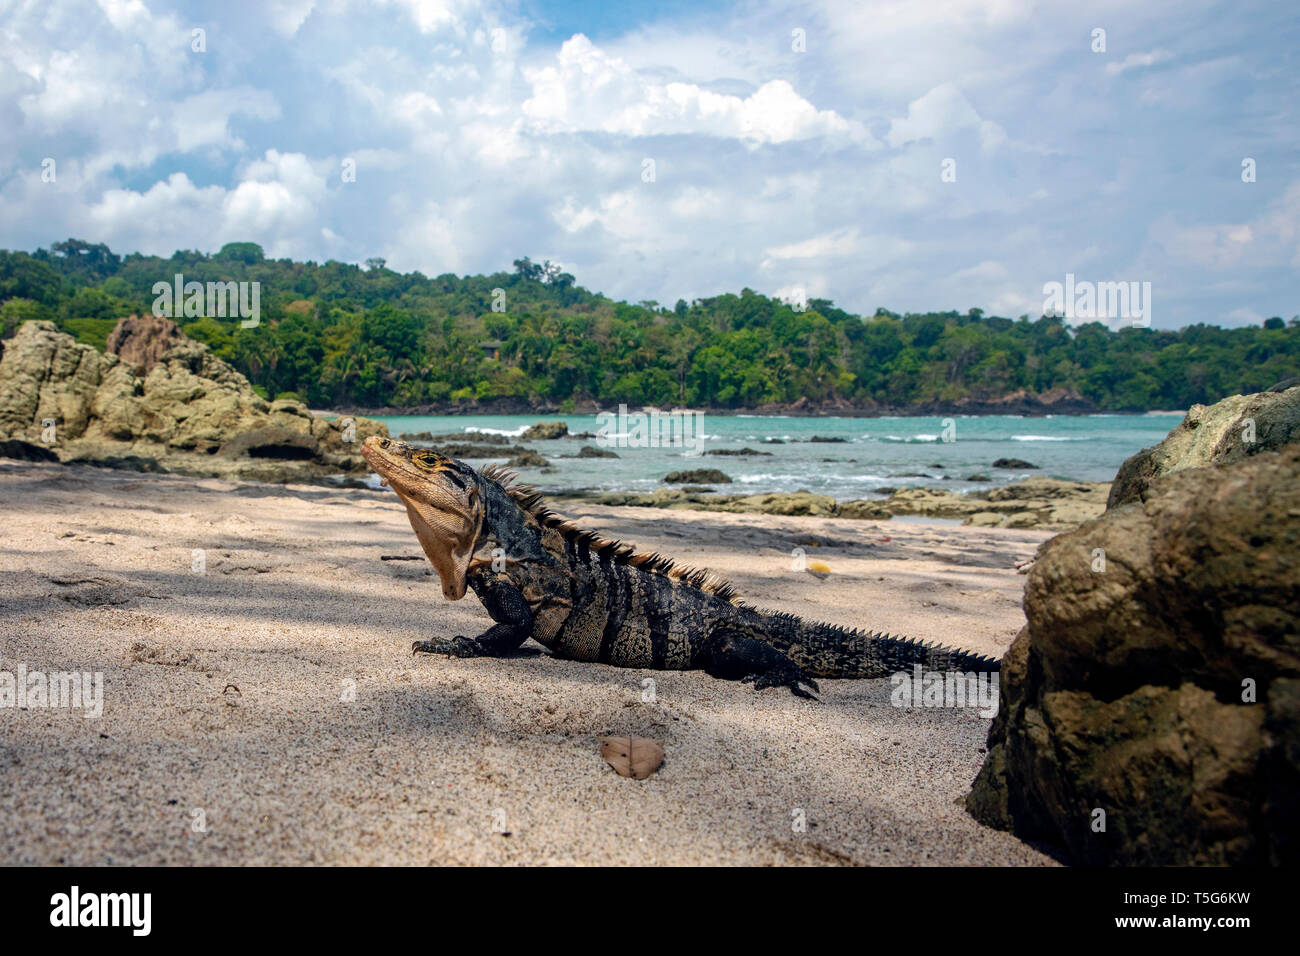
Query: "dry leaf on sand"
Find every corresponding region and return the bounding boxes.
[599,736,665,779]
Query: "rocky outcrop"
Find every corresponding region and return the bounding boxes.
[884,478,1109,529]
[0,319,387,482]
[561,487,890,519]
[0,439,58,462]
[967,447,1300,865]
[1108,385,1300,508]
[554,478,1101,527]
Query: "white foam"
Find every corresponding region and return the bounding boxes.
[465,425,528,437]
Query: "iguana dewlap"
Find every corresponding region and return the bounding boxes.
[362,436,998,698]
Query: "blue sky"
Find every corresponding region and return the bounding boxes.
[0,0,1296,328]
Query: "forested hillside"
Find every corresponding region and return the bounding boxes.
[2,239,1296,412]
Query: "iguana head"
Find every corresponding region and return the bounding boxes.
[362,436,484,600]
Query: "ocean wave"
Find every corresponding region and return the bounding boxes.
[465,425,528,437]
[880,434,940,443]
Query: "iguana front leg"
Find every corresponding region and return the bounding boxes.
[413,569,534,658]
[697,627,820,700]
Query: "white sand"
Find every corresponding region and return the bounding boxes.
[0,460,1055,865]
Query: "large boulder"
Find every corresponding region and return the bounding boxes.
[967,446,1300,864]
[0,319,387,481]
[1107,385,1300,508]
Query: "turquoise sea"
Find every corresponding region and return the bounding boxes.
[368,412,1184,499]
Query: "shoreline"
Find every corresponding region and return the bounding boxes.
[331,403,1187,420]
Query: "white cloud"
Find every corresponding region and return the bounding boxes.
[1105,49,1173,76]
[762,229,863,265]
[886,83,1005,151]
[522,35,872,145]
[86,151,328,257]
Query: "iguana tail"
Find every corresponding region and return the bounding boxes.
[762,611,1001,679]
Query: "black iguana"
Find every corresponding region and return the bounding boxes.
[362,436,999,698]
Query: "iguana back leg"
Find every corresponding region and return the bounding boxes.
[697,627,820,700]
[413,569,536,658]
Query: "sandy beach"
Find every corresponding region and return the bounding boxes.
[0,459,1055,865]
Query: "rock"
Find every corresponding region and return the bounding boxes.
[984,477,1101,501]
[550,474,1100,528]
[884,487,978,519]
[992,458,1038,469]
[104,313,185,374]
[400,431,515,446]
[0,438,59,462]
[836,499,891,520]
[456,432,514,445]
[663,468,731,484]
[428,442,526,458]
[219,426,318,460]
[575,445,618,458]
[0,320,386,482]
[1108,386,1300,508]
[965,474,991,482]
[506,450,550,468]
[967,446,1300,865]
[703,447,772,456]
[808,435,847,443]
[883,478,1109,529]
[728,491,836,516]
[521,421,568,440]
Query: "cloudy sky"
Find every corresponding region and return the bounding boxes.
[1,0,1296,328]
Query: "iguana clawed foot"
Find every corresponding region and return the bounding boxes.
[702,629,820,699]
[412,636,483,657]
[743,663,820,700]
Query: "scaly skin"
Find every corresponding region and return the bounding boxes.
[361,437,999,698]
